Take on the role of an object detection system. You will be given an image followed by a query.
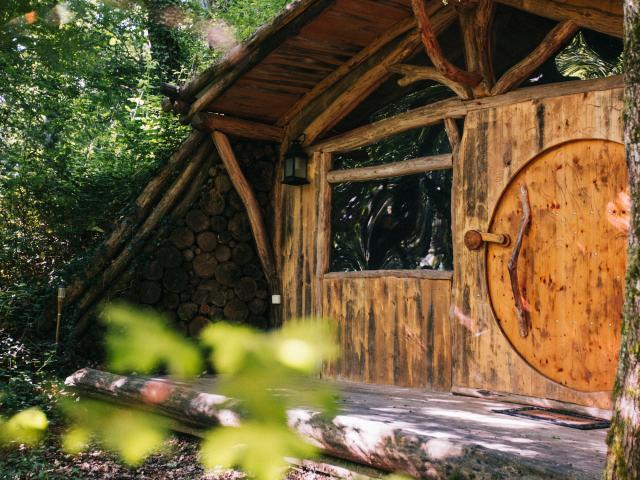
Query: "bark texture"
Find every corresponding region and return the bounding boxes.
[605,2,640,478]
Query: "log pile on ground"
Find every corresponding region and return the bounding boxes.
[128,140,277,335]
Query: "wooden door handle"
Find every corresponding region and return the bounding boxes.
[507,184,532,338]
[464,230,510,250]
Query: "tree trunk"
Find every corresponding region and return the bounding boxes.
[604,2,640,478]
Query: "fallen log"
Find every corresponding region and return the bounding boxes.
[66,368,596,480]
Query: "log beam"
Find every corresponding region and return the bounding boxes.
[411,0,481,89]
[310,75,622,153]
[492,20,579,95]
[160,82,180,99]
[74,140,213,331]
[161,97,174,113]
[309,97,466,153]
[495,0,622,38]
[192,113,284,142]
[457,0,496,96]
[286,5,456,149]
[387,64,472,99]
[327,154,452,184]
[300,31,422,146]
[211,131,279,312]
[185,0,335,118]
[64,132,205,310]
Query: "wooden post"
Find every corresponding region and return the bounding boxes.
[55,285,66,346]
[314,153,332,317]
[211,131,280,327]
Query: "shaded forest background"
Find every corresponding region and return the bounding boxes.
[0,0,287,337]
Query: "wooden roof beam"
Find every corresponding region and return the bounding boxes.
[290,6,457,147]
[492,20,579,95]
[300,31,421,146]
[192,112,284,142]
[276,16,417,128]
[281,3,455,150]
[309,97,467,153]
[494,0,622,38]
[184,0,335,118]
[411,0,481,92]
[309,75,622,153]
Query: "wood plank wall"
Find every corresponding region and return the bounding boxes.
[322,275,452,389]
[281,153,453,390]
[452,87,624,409]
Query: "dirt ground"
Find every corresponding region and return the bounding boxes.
[0,433,329,480]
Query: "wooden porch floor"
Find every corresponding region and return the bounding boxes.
[66,369,608,480]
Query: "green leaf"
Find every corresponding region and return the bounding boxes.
[0,407,48,445]
[201,423,316,480]
[102,302,203,378]
[61,399,169,466]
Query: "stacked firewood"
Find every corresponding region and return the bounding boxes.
[130,141,276,336]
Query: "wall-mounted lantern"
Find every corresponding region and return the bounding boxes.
[282,139,309,185]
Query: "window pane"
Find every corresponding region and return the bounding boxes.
[330,170,453,272]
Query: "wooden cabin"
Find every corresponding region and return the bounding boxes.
[160,0,626,414]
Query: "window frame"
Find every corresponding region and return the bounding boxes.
[316,124,457,280]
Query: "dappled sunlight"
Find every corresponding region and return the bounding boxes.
[140,380,173,405]
[422,439,463,460]
[418,407,537,429]
[606,190,631,235]
[474,440,539,457]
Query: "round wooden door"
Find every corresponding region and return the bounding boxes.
[487,139,628,392]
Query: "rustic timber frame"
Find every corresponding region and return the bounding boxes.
[69,0,626,414]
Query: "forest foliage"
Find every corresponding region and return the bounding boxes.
[0,0,286,336]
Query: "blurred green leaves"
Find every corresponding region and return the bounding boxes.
[201,422,316,480]
[61,399,170,465]
[59,303,340,480]
[0,407,48,445]
[102,302,203,377]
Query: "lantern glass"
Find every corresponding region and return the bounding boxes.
[282,141,309,185]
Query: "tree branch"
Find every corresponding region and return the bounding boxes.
[411,0,482,88]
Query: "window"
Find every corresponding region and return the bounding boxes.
[329,124,454,273]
